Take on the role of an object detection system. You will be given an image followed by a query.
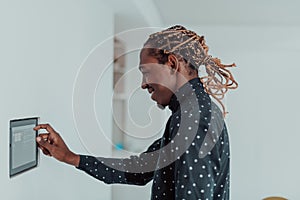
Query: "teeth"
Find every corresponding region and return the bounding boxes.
[149,87,154,93]
[147,86,154,94]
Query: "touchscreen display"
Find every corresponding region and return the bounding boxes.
[9,117,38,177]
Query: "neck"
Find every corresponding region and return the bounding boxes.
[175,74,198,91]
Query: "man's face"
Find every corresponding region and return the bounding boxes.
[139,50,176,107]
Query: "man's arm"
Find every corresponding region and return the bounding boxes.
[34,123,162,185]
[76,138,162,185]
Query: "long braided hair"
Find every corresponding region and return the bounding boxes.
[143,25,238,116]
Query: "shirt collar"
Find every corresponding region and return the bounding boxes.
[168,78,204,113]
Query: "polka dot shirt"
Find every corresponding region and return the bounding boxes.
[76,78,230,200]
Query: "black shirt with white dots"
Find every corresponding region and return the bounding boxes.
[76,78,230,200]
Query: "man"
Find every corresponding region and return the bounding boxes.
[35,25,237,199]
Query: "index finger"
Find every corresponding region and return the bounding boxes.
[34,124,56,133]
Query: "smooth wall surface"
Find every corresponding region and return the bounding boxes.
[0,0,114,199]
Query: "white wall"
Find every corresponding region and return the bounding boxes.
[0,0,114,199]
[191,25,300,199]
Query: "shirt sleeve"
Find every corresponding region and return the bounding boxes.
[76,138,162,186]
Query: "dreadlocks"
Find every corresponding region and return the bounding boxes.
[143,25,238,116]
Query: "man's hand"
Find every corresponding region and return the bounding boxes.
[34,124,80,167]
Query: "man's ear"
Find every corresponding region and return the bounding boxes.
[168,54,179,74]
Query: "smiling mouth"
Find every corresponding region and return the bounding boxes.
[148,86,157,101]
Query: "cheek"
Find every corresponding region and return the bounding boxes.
[153,72,175,90]
[159,76,176,92]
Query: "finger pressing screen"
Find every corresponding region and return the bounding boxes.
[34,124,56,134]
